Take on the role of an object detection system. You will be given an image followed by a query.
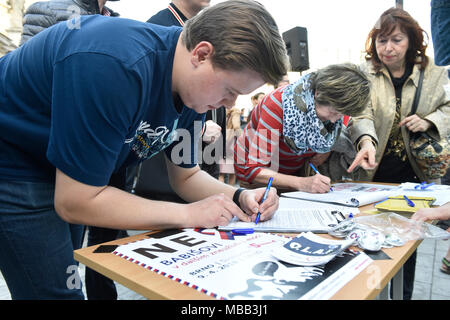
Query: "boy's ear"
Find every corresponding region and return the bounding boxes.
[191,41,214,66]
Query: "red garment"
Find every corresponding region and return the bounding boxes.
[234,87,315,183]
[343,115,350,126]
[101,7,111,16]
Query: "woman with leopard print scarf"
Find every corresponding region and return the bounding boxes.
[234,63,371,193]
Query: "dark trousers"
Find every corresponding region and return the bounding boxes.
[85,226,128,300]
[390,250,417,300]
[0,180,84,300]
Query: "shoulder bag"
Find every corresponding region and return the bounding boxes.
[408,68,449,180]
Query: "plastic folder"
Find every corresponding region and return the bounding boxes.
[374,196,436,213]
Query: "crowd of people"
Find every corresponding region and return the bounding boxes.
[0,0,448,300]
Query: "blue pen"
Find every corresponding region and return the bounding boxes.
[403,195,415,207]
[414,182,426,190]
[421,182,435,190]
[232,228,254,235]
[255,177,273,225]
[309,163,333,192]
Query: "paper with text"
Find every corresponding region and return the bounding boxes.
[282,183,400,207]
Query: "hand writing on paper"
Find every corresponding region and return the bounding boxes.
[398,114,432,133]
[298,174,331,194]
[183,193,251,228]
[239,187,279,223]
[347,140,377,173]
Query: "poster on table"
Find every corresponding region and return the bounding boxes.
[113,229,372,300]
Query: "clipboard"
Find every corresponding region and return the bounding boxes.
[374,196,435,213]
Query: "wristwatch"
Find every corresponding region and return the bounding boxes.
[233,188,246,209]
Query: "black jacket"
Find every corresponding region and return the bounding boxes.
[20,0,119,45]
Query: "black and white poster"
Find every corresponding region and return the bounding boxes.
[113,229,372,300]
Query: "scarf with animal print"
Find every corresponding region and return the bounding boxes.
[281,73,342,155]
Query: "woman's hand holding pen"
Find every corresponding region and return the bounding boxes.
[297,174,331,194]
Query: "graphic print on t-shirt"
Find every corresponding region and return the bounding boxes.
[126,120,178,160]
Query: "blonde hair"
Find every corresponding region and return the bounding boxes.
[310,63,370,116]
[182,0,289,85]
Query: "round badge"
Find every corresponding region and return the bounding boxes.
[328,230,347,238]
[385,234,405,247]
[346,228,365,241]
[357,230,384,252]
[331,219,355,233]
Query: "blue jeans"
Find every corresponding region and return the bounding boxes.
[431,0,450,66]
[0,180,85,299]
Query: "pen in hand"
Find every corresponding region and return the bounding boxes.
[255,177,273,225]
[309,163,333,192]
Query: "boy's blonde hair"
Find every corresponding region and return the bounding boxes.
[182,0,289,85]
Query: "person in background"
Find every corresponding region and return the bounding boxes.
[219,106,241,186]
[431,0,450,68]
[0,0,287,299]
[147,0,210,25]
[244,91,265,127]
[430,0,450,277]
[20,0,120,45]
[275,74,290,88]
[347,7,450,299]
[234,63,371,193]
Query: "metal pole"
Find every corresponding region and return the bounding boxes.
[396,0,403,9]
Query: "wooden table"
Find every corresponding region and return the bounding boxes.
[74,202,420,300]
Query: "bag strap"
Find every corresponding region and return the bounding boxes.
[409,68,425,116]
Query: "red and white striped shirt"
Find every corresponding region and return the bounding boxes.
[234,86,316,183]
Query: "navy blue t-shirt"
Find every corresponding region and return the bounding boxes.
[147,3,187,27]
[0,15,204,186]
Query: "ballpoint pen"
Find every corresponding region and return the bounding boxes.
[414,182,426,190]
[232,228,254,235]
[255,177,273,225]
[421,182,435,190]
[415,182,435,190]
[403,195,415,207]
[309,163,333,192]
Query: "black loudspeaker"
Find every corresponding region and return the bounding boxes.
[282,26,309,72]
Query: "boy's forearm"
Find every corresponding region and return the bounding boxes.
[172,168,237,202]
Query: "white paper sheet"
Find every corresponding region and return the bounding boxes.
[282,183,400,207]
[219,197,360,233]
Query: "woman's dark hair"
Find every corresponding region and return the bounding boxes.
[365,7,429,71]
